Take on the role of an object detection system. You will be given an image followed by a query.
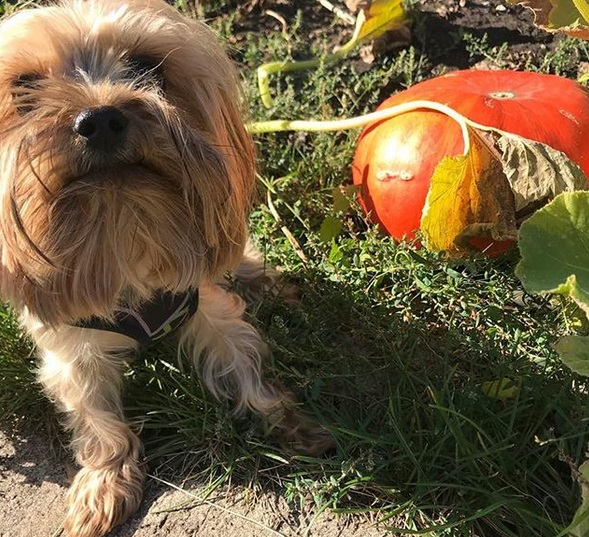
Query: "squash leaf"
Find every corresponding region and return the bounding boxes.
[421,128,517,257]
[568,460,589,536]
[516,191,589,384]
[516,194,589,537]
[516,192,589,313]
[554,335,589,376]
[508,0,589,39]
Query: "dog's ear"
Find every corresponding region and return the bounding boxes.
[158,16,257,276]
[0,201,126,326]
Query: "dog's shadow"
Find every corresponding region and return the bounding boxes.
[112,259,575,534]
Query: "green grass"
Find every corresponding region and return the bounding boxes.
[2,1,589,536]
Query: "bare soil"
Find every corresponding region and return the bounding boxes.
[0,1,573,536]
[0,429,391,537]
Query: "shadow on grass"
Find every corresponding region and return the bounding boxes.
[0,258,588,536]
[117,261,589,536]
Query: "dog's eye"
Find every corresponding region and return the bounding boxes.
[126,55,164,87]
[13,72,42,89]
[12,73,42,115]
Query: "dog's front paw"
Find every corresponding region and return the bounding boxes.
[277,408,335,455]
[64,461,145,537]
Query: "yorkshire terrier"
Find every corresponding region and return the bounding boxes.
[0,1,330,536]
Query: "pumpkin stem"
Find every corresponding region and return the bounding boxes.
[248,99,475,156]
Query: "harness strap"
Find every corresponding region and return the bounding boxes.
[73,289,199,348]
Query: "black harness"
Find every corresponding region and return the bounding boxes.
[73,289,199,348]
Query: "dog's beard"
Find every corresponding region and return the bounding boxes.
[39,171,208,322]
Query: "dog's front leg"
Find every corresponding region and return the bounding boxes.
[32,323,144,537]
[178,284,333,454]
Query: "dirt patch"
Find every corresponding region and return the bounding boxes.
[0,430,66,537]
[223,0,565,73]
[0,429,393,537]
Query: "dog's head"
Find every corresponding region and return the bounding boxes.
[0,0,255,323]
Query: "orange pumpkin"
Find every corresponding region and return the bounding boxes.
[352,70,589,251]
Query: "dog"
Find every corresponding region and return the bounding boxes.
[0,1,330,535]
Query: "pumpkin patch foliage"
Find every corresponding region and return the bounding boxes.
[517,192,589,535]
[508,0,589,39]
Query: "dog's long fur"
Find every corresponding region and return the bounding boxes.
[0,2,330,536]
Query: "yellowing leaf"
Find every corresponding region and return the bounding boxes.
[350,0,406,44]
[508,0,589,39]
[481,378,520,399]
[421,129,517,257]
[497,134,589,213]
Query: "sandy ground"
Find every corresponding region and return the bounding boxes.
[0,429,392,537]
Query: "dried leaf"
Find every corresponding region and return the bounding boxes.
[358,26,411,64]
[508,0,589,38]
[421,128,517,257]
[497,134,589,213]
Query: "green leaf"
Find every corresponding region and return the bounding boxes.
[516,192,589,315]
[328,241,343,263]
[554,335,589,376]
[332,185,359,214]
[333,187,351,214]
[319,215,343,243]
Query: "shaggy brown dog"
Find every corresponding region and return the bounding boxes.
[0,1,329,535]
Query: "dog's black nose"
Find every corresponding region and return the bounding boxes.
[73,106,128,152]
